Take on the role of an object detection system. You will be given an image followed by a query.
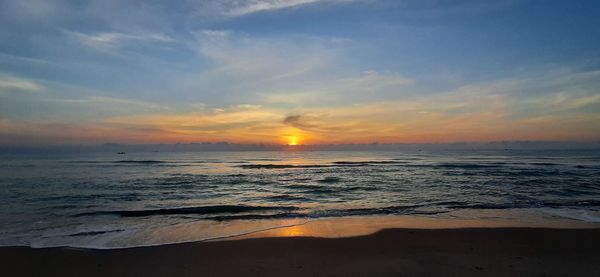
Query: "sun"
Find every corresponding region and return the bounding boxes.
[287,136,299,146]
[281,130,305,146]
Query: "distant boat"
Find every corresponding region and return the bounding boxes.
[117,152,126,155]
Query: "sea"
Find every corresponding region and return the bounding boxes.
[1,149,600,248]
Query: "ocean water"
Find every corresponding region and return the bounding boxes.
[1,149,600,248]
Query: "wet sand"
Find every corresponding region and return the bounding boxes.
[2,228,600,277]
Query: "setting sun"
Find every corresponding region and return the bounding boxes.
[287,136,299,146]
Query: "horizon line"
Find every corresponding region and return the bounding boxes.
[2,140,600,149]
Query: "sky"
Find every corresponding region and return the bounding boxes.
[1,0,599,146]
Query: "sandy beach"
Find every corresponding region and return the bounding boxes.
[2,227,600,277]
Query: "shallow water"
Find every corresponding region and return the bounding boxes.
[1,149,599,248]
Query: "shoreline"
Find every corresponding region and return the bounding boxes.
[227,210,600,241]
[2,227,600,276]
[3,209,600,250]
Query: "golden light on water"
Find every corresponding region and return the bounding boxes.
[278,225,306,237]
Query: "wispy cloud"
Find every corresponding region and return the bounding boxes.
[259,70,415,106]
[225,0,321,16]
[3,80,599,145]
[282,114,320,130]
[176,29,353,105]
[183,29,419,107]
[190,0,363,18]
[57,96,166,111]
[65,31,174,52]
[191,29,340,76]
[0,75,43,92]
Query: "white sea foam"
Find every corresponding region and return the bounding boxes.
[539,208,600,223]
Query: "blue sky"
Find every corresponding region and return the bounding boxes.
[1,0,599,145]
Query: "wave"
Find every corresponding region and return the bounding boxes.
[542,200,600,208]
[238,164,329,169]
[539,208,600,223]
[317,176,342,183]
[239,160,408,169]
[202,205,441,221]
[204,212,304,221]
[304,188,338,194]
[441,200,600,210]
[115,160,171,164]
[75,205,300,218]
[267,194,312,202]
[74,203,444,221]
[68,229,125,237]
[332,161,408,165]
[322,205,442,217]
[444,203,517,209]
[48,201,600,224]
[528,162,561,166]
[285,184,328,190]
[66,160,169,164]
[66,160,209,165]
[432,163,503,169]
[574,165,600,169]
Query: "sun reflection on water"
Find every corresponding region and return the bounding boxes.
[278,225,307,237]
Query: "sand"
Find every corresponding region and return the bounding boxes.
[2,228,600,276]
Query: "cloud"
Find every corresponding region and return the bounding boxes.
[57,96,166,111]
[283,115,301,124]
[189,0,362,18]
[184,30,414,107]
[66,30,174,52]
[4,80,600,145]
[259,70,415,106]
[99,104,284,143]
[0,77,168,121]
[331,70,415,93]
[191,29,340,76]
[443,68,600,119]
[0,75,43,92]
[225,0,321,16]
[282,114,319,130]
[172,29,354,105]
